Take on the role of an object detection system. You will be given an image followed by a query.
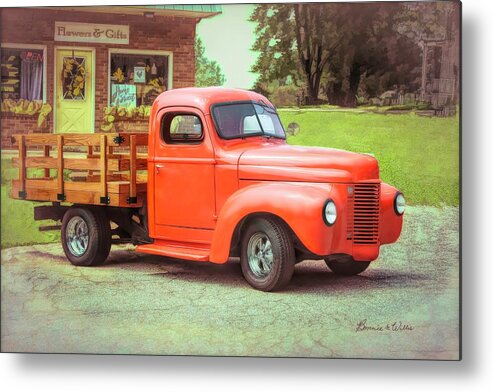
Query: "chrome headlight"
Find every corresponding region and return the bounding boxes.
[394,192,406,215]
[323,199,337,226]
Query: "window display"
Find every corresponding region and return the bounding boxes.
[109,52,168,107]
[1,48,44,101]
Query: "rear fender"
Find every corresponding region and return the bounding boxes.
[209,182,343,263]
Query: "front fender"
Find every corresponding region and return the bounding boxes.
[380,183,404,244]
[209,182,343,263]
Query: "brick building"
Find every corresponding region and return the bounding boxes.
[0,5,221,148]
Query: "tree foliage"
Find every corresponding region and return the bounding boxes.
[250,4,332,103]
[322,3,421,106]
[250,2,454,107]
[195,37,226,87]
[394,1,457,44]
[250,6,298,85]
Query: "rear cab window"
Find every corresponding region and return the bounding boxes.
[162,113,203,144]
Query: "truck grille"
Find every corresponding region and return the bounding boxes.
[348,183,380,244]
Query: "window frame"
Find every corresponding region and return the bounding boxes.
[0,43,48,103]
[210,100,286,141]
[107,48,173,107]
[161,111,205,145]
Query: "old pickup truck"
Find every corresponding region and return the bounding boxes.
[9,87,405,291]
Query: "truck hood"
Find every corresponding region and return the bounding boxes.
[238,144,379,183]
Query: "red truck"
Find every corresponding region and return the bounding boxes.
[10,87,405,291]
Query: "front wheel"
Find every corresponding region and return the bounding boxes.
[324,255,370,276]
[61,207,111,266]
[240,217,295,292]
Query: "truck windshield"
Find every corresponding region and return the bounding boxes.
[211,102,286,140]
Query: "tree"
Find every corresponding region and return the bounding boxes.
[394,1,457,44]
[250,3,424,107]
[249,5,299,84]
[250,4,336,103]
[323,3,422,106]
[292,4,339,103]
[195,37,226,87]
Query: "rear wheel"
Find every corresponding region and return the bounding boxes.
[240,217,295,292]
[324,255,370,276]
[61,207,111,266]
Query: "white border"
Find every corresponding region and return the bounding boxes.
[0,42,48,103]
[5,0,493,391]
[107,48,173,105]
[53,46,96,133]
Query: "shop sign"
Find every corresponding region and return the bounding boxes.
[111,84,137,108]
[55,22,129,45]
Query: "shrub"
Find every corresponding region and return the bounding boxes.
[286,122,300,136]
[356,95,369,106]
[269,85,300,107]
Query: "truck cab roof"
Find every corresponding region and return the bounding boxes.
[153,87,275,114]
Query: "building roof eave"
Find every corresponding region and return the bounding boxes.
[138,4,222,19]
[34,5,222,19]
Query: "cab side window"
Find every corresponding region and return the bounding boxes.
[162,113,203,144]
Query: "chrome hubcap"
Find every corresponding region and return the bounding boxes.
[66,216,89,257]
[247,232,274,278]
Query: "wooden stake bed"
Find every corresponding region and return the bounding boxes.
[10,133,148,208]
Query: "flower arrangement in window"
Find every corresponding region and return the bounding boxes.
[113,67,125,83]
[147,78,161,89]
[62,56,86,100]
[100,105,152,132]
[0,98,52,127]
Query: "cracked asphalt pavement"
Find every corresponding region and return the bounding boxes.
[1,206,459,359]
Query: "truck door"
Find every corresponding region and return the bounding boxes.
[150,106,216,240]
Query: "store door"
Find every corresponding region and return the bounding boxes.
[55,48,94,133]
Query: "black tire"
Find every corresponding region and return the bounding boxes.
[61,207,112,266]
[324,255,370,276]
[240,217,295,292]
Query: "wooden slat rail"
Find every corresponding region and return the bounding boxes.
[18,135,26,198]
[57,135,64,200]
[12,157,57,169]
[100,134,108,204]
[43,145,50,178]
[11,156,147,171]
[11,133,148,147]
[10,132,148,207]
[88,145,94,177]
[129,134,137,203]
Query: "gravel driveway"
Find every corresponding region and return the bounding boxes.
[0,206,460,359]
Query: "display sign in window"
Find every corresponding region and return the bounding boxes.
[110,84,136,108]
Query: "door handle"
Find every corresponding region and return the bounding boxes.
[155,164,165,174]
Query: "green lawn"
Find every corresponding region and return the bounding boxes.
[0,109,459,248]
[279,110,459,207]
[1,158,60,248]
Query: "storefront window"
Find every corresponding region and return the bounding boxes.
[1,47,44,101]
[109,52,169,107]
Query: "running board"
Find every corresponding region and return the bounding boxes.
[136,241,210,262]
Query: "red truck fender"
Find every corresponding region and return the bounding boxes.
[379,182,404,245]
[209,182,342,263]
